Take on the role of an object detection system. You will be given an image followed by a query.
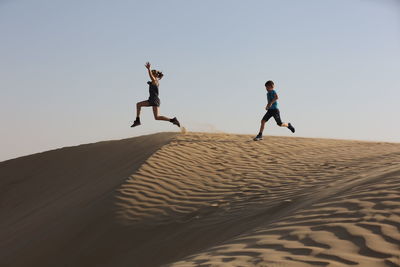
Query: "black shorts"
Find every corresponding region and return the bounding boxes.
[148,97,160,107]
[262,109,282,126]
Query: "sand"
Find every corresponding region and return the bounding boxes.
[1,132,399,267]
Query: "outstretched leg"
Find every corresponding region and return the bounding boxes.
[278,122,295,133]
[131,100,150,127]
[152,107,181,127]
[273,111,295,133]
[152,106,170,121]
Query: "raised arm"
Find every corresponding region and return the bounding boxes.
[145,62,157,83]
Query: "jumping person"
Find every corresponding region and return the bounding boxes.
[254,80,295,141]
[131,62,180,128]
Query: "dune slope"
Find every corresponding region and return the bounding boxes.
[0,132,177,267]
[1,132,399,267]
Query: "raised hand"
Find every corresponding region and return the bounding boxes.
[145,62,151,69]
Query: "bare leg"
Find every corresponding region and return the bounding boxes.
[152,106,171,121]
[278,122,295,133]
[136,100,150,118]
[259,120,266,134]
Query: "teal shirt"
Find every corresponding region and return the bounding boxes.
[267,90,278,109]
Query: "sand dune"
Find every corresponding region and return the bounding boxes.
[1,132,399,267]
[0,132,177,267]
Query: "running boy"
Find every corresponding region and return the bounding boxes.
[131,62,180,128]
[254,80,295,141]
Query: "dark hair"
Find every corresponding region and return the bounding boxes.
[157,71,164,80]
[151,69,164,80]
[265,80,274,87]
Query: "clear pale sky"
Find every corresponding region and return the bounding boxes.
[1,0,399,161]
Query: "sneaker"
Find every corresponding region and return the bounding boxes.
[288,123,295,133]
[170,117,180,127]
[130,118,141,127]
[253,134,263,141]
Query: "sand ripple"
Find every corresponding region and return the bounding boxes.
[115,133,400,266]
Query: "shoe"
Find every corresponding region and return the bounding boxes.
[171,117,180,127]
[253,134,263,141]
[130,118,141,127]
[288,123,295,133]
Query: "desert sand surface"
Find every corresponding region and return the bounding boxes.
[1,132,399,267]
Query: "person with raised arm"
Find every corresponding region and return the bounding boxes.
[131,62,180,128]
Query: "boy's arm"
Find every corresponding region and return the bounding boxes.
[266,93,279,109]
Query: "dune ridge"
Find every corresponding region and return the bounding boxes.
[1,132,399,267]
